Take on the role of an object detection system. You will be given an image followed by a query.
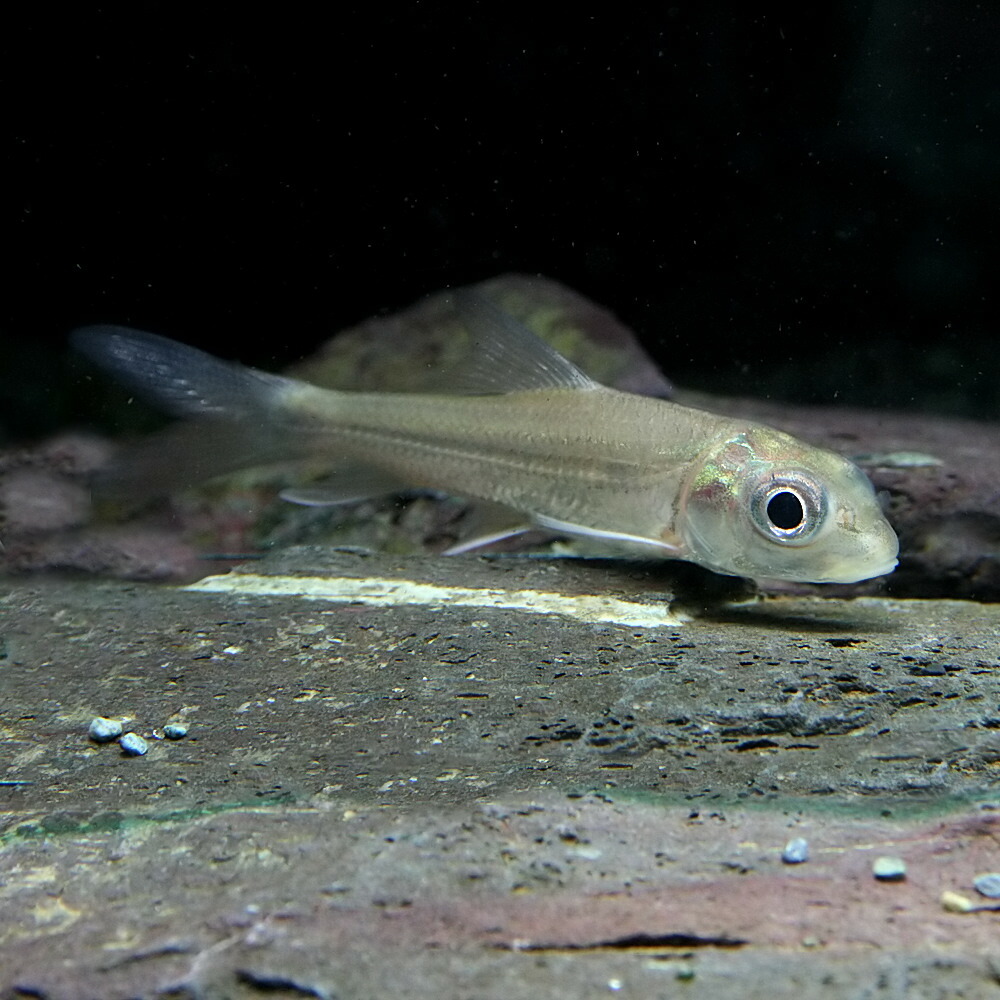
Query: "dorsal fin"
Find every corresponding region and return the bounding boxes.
[449,292,598,394]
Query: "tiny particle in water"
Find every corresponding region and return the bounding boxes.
[163,723,188,740]
[782,837,810,864]
[88,717,123,743]
[973,872,1000,899]
[872,856,907,881]
[119,732,148,756]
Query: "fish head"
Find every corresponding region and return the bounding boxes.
[678,427,899,584]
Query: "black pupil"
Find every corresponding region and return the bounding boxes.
[767,490,804,530]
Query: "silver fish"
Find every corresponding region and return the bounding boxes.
[73,298,898,583]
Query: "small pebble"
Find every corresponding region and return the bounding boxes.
[88,717,123,743]
[941,890,975,913]
[163,723,188,740]
[872,856,907,881]
[782,837,810,864]
[973,872,1000,899]
[119,732,148,756]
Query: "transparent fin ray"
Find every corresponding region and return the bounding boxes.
[73,325,296,419]
[533,513,684,556]
[443,526,535,555]
[449,292,598,394]
[279,466,410,506]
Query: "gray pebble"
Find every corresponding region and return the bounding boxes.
[119,732,149,756]
[88,717,123,743]
[872,856,907,881]
[782,837,810,864]
[163,723,188,740]
[973,872,1000,899]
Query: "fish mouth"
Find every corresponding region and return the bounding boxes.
[868,557,899,580]
[800,547,898,584]
[826,556,898,584]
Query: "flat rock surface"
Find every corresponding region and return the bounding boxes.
[3,549,1000,998]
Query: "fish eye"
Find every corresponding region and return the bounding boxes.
[749,474,827,545]
[767,490,803,530]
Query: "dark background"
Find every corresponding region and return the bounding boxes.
[3,3,998,441]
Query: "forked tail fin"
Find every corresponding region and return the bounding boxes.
[73,326,318,500]
[72,325,298,420]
